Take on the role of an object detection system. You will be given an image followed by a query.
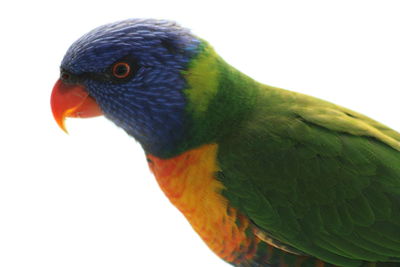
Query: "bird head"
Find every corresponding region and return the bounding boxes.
[51,19,204,156]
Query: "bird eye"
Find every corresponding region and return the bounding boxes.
[112,62,131,79]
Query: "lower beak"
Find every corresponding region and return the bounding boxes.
[50,79,103,133]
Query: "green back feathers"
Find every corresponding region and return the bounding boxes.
[212,80,400,265]
[184,41,400,155]
[180,40,400,266]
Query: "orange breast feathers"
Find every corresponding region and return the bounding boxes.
[146,144,258,263]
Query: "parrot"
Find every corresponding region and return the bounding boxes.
[50,19,400,267]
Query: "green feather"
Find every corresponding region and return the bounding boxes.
[182,41,400,266]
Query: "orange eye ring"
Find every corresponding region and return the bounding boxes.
[112,62,131,79]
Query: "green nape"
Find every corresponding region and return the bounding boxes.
[164,40,262,158]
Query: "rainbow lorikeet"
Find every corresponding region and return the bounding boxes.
[50,19,400,267]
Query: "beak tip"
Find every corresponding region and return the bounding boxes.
[55,117,69,134]
[51,78,102,133]
[61,126,69,135]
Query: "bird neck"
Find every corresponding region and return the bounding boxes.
[151,43,263,158]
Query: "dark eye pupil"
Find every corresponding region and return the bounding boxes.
[112,61,134,80]
[112,62,131,79]
[115,65,128,75]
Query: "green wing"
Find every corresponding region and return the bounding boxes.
[217,87,400,266]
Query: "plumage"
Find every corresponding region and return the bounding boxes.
[51,19,400,267]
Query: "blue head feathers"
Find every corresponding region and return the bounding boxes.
[60,19,201,155]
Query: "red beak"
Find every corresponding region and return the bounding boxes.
[50,79,103,133]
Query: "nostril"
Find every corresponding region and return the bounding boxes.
[59,69,85,84]
[61,72,70,81]
[60,70,79,84]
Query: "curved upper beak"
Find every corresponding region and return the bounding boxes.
[50,79,103,133]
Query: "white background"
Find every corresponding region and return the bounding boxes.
[1,1,400,266]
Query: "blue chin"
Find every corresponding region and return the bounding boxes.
[104,102,187,157]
